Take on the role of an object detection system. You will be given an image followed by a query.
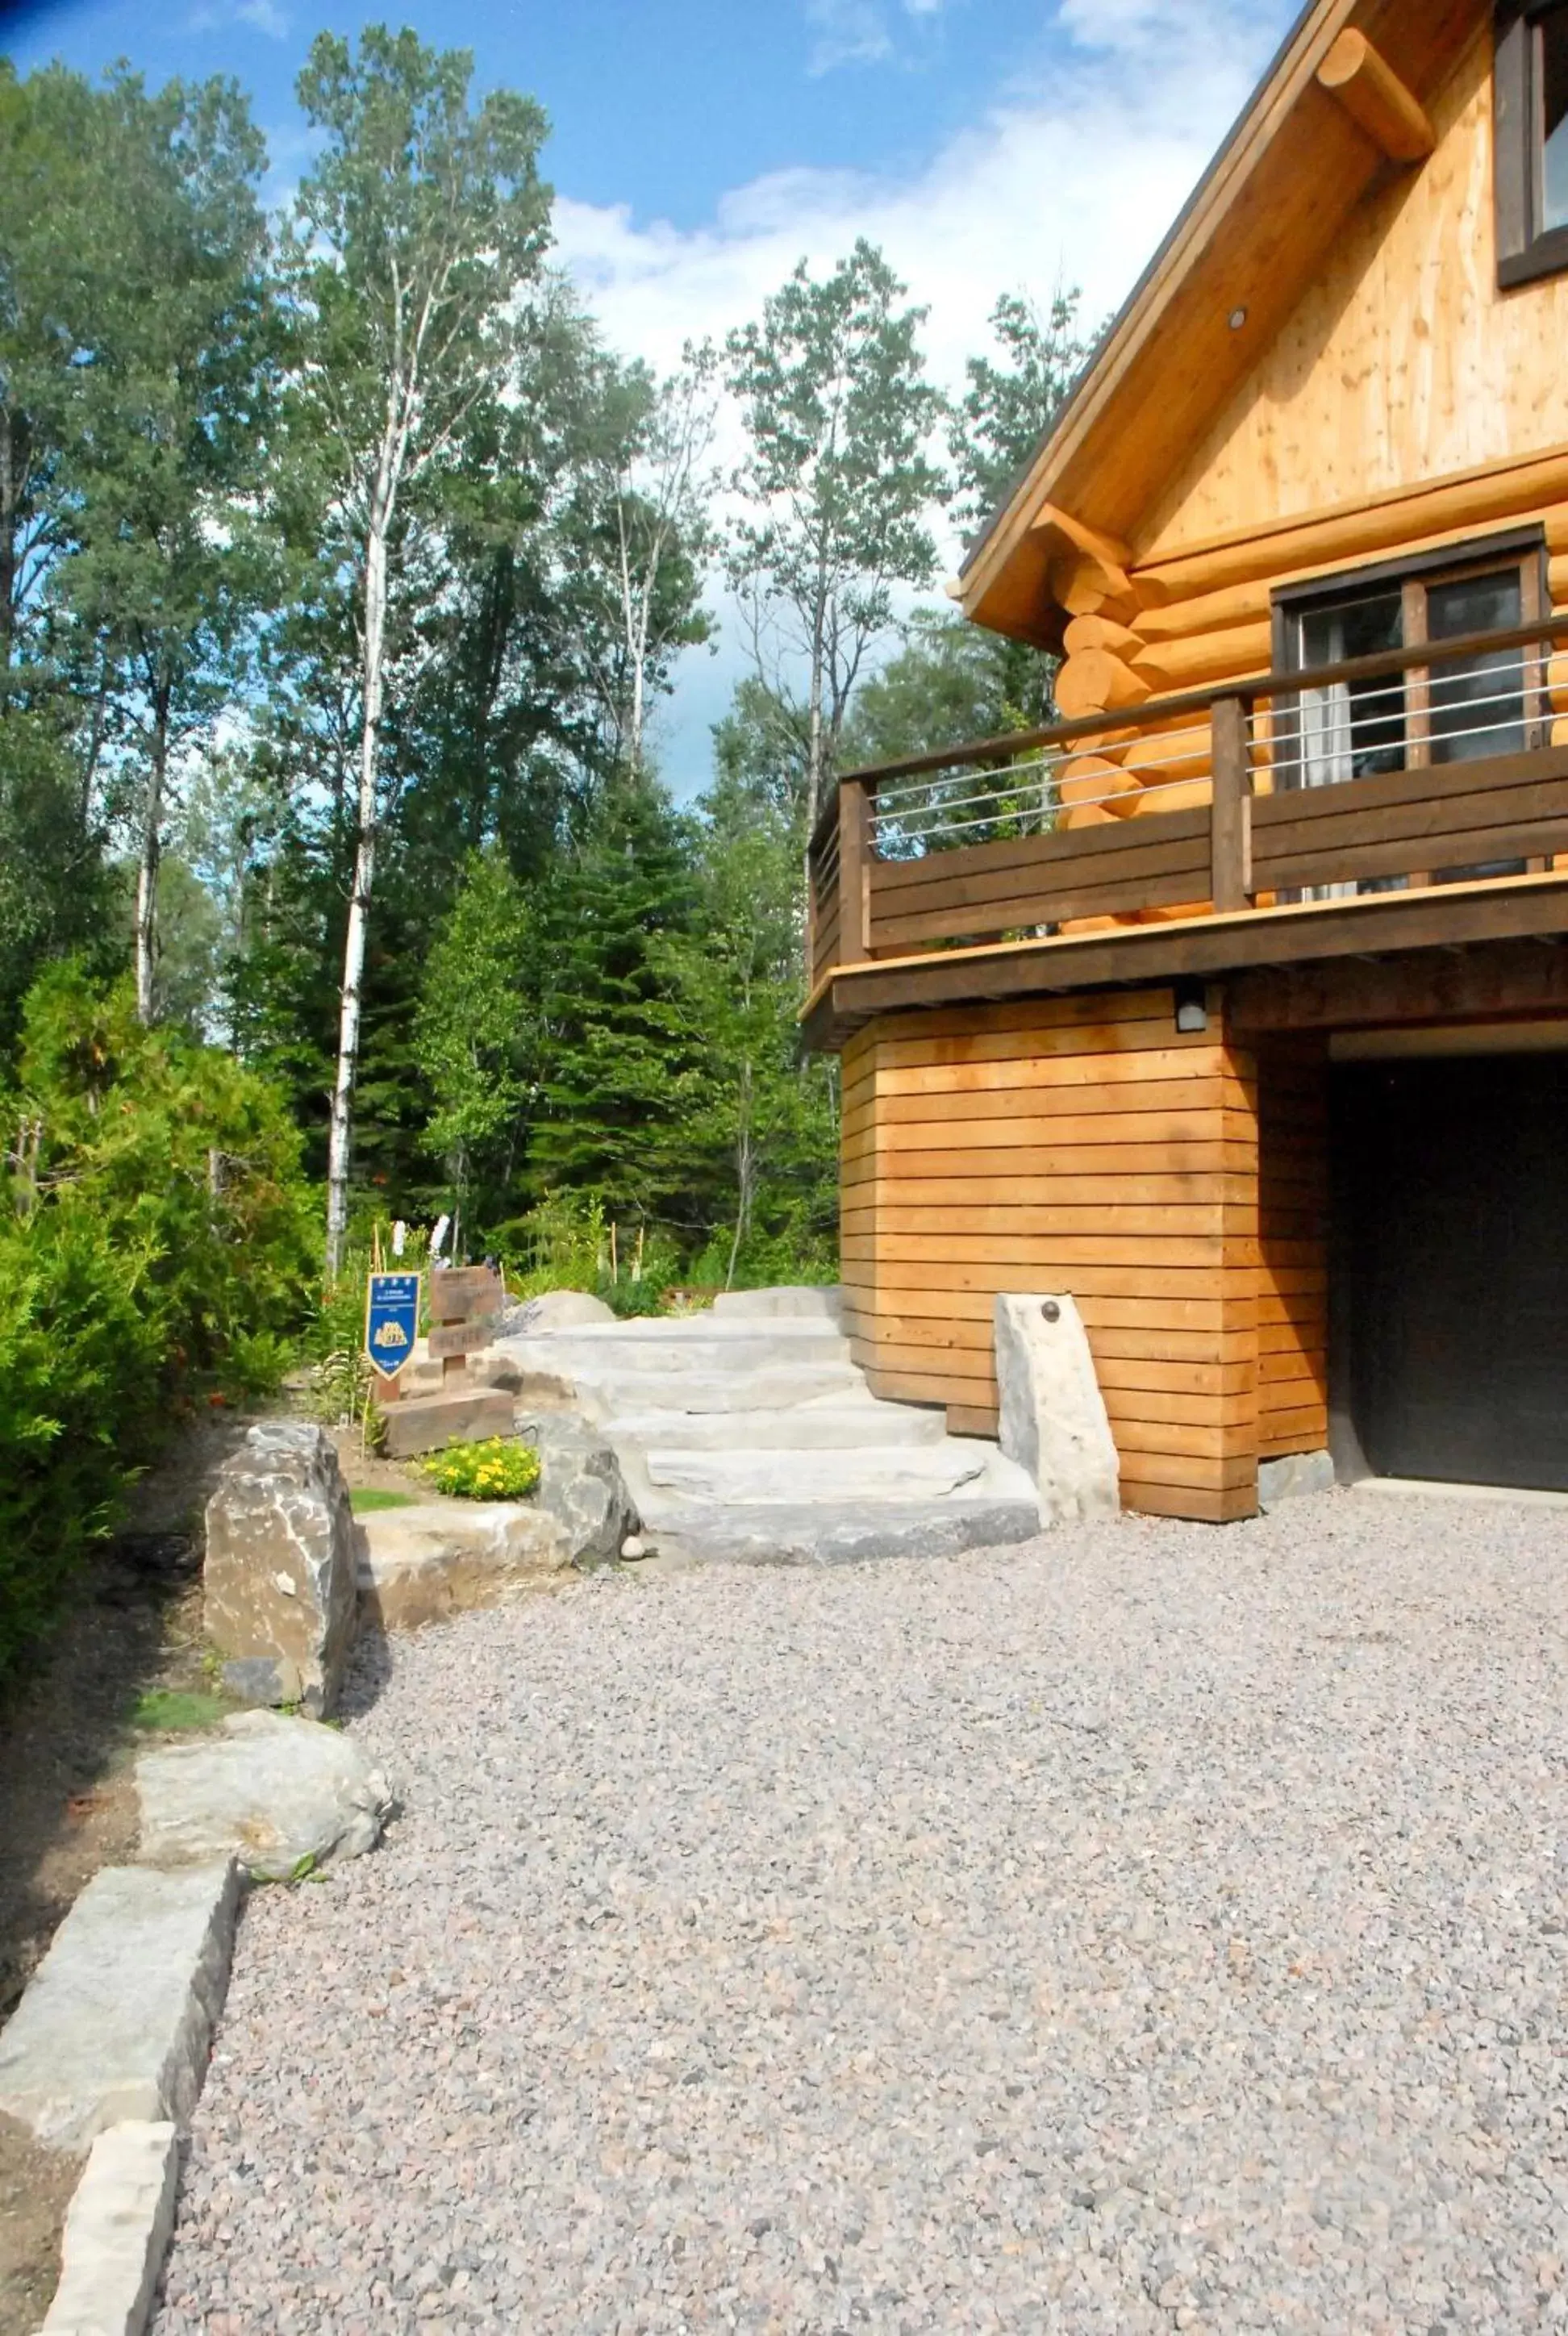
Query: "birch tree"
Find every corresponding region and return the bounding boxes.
[725,242,944,835]
[285,27,550,1271]
[573,342,717,777]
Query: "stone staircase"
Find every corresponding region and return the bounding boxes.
[492,1289,1042,1564]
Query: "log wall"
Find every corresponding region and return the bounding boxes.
[840,987,1265,1524]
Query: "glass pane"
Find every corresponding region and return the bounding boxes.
[1542,12,1568,232]
[1294,588,1405,785]
[1426,569,1524,763]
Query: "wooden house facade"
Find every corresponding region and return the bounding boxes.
[803,0,1568,1520]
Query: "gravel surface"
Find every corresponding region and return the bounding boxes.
[153,1490,1568,2334]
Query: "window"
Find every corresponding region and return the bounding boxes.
[1273,533,1546,893]
[1495,2,1568,286]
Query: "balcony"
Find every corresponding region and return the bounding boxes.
[804,620,1568,1045]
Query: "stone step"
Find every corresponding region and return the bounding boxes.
[646,1497,1043,1568]
[497,1324,852,1374]
[643,1439,1026,1506]
[607,1396,947,1452]
[711,1286,844,1321]
[380,1386,515,1460]
[566,1362,865,1416]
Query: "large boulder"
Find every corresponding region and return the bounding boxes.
[994,1293,1120,1525]
[136,1710,394,1882]
[203,1422,357,1717]
[356,1499,569,1630]
[499,1288,616,1334]
[516,1408,640,1567]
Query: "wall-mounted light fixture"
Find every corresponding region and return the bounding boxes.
[1174,979,1209,1034]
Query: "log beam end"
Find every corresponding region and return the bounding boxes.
[1317,29,1436,165]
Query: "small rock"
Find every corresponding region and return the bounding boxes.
[136,1711,394,1881]
[620,1534,647,1561]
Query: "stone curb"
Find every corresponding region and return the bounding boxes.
[40,2119,178,2336]
[0,1860,240,2153]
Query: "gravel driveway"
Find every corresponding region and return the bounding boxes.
[153,1491,1568,2334]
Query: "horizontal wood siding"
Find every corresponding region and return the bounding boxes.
[868,811,1212,950]
[839,989,1261,1524]
[1255,1033,1329,1461]
[1250,744,1568,893]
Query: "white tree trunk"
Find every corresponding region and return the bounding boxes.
[325,510,389,1277]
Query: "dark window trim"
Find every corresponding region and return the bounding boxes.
[1495,0,1568,287]
[1269,527,1546,670]
[1267,534,1549,849]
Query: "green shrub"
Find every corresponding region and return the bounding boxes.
[416,1437,540,1501]
[0,966,315,1686]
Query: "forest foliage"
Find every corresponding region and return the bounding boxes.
[0,25,1095,1664]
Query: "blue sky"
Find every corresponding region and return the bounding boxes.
[2,0,1300,793]
[8,0,1091,231]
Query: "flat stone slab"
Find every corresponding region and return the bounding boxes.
[653,1498,1043,1567]
[711,1285,844,1321]
[0,1862,239,2152]
[137,1711,394,1882]
[41,2119,177,2336]
[357,1499,569,1629]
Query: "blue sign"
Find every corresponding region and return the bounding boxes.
[365,1272,420,1383]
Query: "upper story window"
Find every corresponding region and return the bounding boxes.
[1274,536,1545,791]
[1272,535,1545,894]
[1495,2,1568,286]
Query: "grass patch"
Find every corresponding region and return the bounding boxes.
[131,1687,228,1733]
[349,1487,418,1514]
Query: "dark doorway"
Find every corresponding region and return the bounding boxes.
[1333,1052,1568,1490]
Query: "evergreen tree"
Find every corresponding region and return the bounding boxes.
[527,775,696,1222]
[413,846,535,1248]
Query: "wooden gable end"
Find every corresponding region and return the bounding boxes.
[1141,25,1568,569]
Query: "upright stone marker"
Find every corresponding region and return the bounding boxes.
[203,1422,357,1716]
[994,1293,1120,1525]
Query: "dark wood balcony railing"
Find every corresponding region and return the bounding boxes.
[806,618,1568,995]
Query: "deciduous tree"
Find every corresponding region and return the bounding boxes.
[284,26,552,1270]
[726,241,945,833]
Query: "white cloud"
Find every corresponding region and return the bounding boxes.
[236,0,290,35]
[553,0,1295,794]
[807,0,894,73]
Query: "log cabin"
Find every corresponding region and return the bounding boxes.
[803,0,1568,1520]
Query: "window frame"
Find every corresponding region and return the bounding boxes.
[1268,531,1549,892]
[1495,0,1568,289]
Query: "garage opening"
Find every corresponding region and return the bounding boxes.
[1332,1048,1568,1491]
